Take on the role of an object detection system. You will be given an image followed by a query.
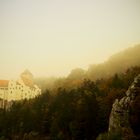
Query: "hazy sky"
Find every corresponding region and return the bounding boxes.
[0,0,140,79]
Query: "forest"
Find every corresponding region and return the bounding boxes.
[1,0,140,139]
[0,66,140,140]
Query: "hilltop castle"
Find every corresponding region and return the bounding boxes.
[0,70,41,108]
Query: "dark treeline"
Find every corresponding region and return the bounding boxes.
[0,66,140,140]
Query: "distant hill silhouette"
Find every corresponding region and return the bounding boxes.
[36,44,140,90]
[86,44,140,80]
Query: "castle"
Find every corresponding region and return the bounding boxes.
[0,70,41,108]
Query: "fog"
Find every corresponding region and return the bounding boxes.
[35,45,140,90]
[0,0,140,79]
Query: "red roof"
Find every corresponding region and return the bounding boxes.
[0,80,9,87]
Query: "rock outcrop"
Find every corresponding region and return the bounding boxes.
[108,74,140,139]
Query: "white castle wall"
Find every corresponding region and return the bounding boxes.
[0,80,41,101]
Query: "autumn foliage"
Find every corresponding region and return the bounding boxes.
[0,66,140,140]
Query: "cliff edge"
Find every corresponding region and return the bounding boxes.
[108,74,140,139]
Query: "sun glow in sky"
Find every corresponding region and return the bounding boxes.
[0,0,140,79]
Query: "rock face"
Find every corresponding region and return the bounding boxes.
[108,74,140,137]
